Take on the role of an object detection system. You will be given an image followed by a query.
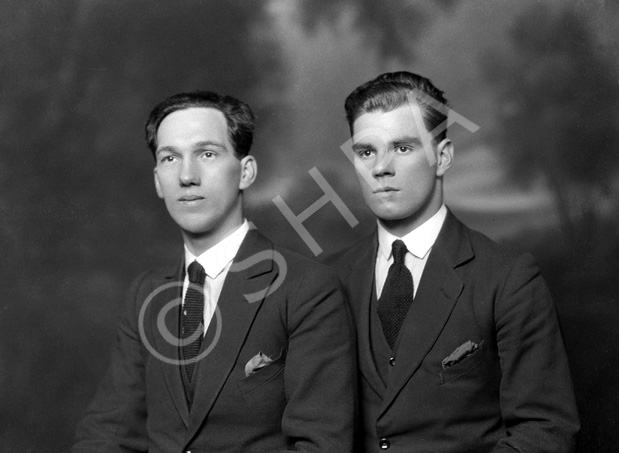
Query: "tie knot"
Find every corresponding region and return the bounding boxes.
[187,261,206,285]
[391,239,408,264]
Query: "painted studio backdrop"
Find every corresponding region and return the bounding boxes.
[1,0,618,451]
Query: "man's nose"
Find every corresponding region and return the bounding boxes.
[372,150,394,177]
[180,158,200,186]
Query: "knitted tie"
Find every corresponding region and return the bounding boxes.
[182,260,206,381]
[377,240,415,349]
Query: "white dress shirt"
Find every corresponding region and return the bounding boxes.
[375,205,447,299]
[183,220,250,335]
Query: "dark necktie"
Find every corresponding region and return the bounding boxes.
[182,260,206,381]
[377,239,415,349]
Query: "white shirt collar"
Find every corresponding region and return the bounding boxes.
[184,220,250,279]
[377,205,447,261]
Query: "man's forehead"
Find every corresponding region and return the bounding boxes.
[155,107,231,150]
[352,105,425,144]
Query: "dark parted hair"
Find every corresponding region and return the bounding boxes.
[145,90,255,159]
[344,71,449,143]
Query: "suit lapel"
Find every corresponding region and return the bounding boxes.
[185,229,278,441]
[345,233,386,396]
[149,258,191,426]
[379,212,473,416]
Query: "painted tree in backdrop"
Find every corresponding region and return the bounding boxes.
[483,4,619,252]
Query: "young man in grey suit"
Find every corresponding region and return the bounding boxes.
[329,71,579,452]
[73,91,356,452]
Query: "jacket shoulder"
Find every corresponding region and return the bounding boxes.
[448,221,544,293]
[466,225,537,270]
[325,234,375,269]
[273,243,339,284]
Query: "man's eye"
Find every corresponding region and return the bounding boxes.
[201,151,216,158]
[160,155,176,163]
[396,146,412,153]
[357,149,374,158]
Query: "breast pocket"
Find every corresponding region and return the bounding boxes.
[439,340,488,385]
[237,350,286,400]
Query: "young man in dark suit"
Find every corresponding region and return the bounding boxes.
[73,91,356,452]
[329,71,579,452]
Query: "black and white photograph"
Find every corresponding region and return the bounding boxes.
[1,1,618,451]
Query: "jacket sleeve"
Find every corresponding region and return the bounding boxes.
[281,266,357,453]
[492,253,579,452]
[72,273,150,453]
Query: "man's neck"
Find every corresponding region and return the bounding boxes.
[377,205,447,259]
[182,219,245,256]
[379,199,444,238]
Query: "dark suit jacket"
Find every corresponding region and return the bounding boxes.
[328,211,579,453]
[73,229,356,453]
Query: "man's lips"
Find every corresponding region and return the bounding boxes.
[178,195,205,202]
[373,187,398,194]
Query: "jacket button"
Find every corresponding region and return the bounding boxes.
[379,438,390,449]
[389,356,396,366]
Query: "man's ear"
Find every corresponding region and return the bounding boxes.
[239,155,257,190]
[435,139,454,177]
[154,168,164,199]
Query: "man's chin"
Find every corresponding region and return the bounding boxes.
[176,221,215,238]
[370,208,406,222]
[375,212,420,230]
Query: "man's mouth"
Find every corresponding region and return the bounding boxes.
[179,195,204,202]
[374,187,398,194]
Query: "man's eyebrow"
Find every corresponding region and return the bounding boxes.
[392,136,423,147]
[351,136,422,151]
[194,140,227,150]
[155,141,227,155]
[155,145,177,155]
[351,142,376,152]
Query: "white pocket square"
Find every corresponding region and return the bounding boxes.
[244,352,273,377]
[441,340,478,370]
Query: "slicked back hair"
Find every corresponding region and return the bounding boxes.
[344,71,449,143]
[145,90,255,159]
